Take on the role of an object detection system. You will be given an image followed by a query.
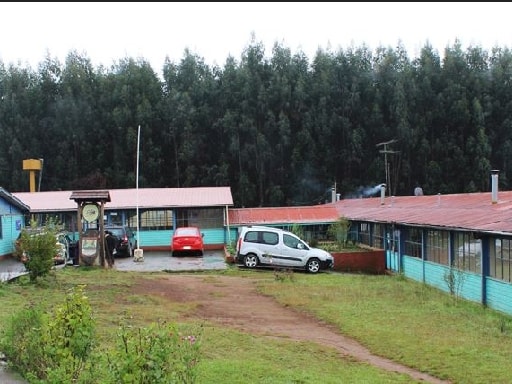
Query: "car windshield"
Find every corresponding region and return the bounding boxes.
[107,228,124,238]
[176,228,199,236]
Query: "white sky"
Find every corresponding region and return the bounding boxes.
[1,2,512,75]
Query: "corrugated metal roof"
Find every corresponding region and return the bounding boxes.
[229,191,512,235]
[333,191,512,234]
[12,187,512,235]
[229,204,339,225]
[13,187,233,212]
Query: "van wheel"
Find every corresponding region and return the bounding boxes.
[244,254,258,268]
[306,258,320,273]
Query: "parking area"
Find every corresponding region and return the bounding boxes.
[114,250,228,272]
[0,250,228,282]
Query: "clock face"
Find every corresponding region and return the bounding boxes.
[82,203,99,222]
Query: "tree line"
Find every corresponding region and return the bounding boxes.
[1,37,511,208]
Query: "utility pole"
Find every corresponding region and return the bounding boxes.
[376,139,399,196]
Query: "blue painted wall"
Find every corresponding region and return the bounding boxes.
[397,254,505,314]
[486,278,512,315]
[0,198,24,257]
[136,228,230,248]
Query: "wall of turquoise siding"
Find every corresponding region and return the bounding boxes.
[136,228,229,248]
[402,256,423,281]
[485,278,512,315]
[400,255,495,312]
[226,228,240,246]
[0,199,24,257]
[138,230,172,247]
[386,250,400,271]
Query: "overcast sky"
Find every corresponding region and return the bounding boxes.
[1,2,511,75]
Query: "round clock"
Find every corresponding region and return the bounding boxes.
[82,203,99,222]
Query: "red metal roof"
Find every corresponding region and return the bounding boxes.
[333,191,512,234]
[12,187,512,235]
[229,191,512,235]
[229,204,339,225]
[13,187,233,212]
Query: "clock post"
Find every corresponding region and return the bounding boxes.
[70,190,112,267]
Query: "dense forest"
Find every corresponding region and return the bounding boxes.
[1,37,512,208]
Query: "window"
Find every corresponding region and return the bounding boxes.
[426,230,448,265]
[405,228,422,258]
[359,223,370,246]
[490,238,512,282]
[132,210,173,230]
[244,231,260,243]
[283,234,300,249]
[453,233,480,272]
[261,231,278,245]
[372,224,385,248]
[175,208,224,229]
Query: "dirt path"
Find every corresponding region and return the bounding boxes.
[134,275,450,383]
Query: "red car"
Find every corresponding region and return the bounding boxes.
[171,227,204,256]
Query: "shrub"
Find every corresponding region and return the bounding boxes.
[0,304,47,378]
[327,217,351,248]
[0,285,96,383]
[19,219,63,282]
[107,321,202,384]
[289,223,304,239]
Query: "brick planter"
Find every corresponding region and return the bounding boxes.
[331,250,386,274]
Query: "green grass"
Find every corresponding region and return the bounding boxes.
[1,267,512,383]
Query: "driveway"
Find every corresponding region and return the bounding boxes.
[114,250,227,272]
[0,250,228,282]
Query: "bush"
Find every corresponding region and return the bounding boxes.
[19,219,63,282]
[327,217,351,248]
[0,285,96,382]
[0,283,202,383]
[107,321,202,384]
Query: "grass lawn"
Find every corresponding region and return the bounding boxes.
[1,266,511,383]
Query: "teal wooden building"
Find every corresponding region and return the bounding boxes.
[0,188,30,260]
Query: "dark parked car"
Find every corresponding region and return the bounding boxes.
[105,226,136,257]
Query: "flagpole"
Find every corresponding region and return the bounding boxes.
[134,124,144,261]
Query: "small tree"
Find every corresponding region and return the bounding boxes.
[327,217,351,249]
[20,219,62,282]
[289,223,304,239]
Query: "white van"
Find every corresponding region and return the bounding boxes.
[235,226,334,273]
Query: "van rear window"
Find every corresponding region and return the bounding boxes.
[262,232,278,245]
[244,230,279,245]
[244,231,259,243]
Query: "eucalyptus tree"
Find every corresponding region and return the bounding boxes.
[0,63,41,191]
[161,49,218,188]
[487,47,512,189]
[215,56,253,207]
[329,45,376,196]
[52,51,102,190]
[439,41,489,193]
[98,57,162,188]
[410,44,443,195]
[463,46,492,192]
[305,48,336,203]
[237,38,273,206]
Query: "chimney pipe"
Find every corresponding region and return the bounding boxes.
[491,170,499,204]
[331,187,336,203]
[380,184,386,205]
